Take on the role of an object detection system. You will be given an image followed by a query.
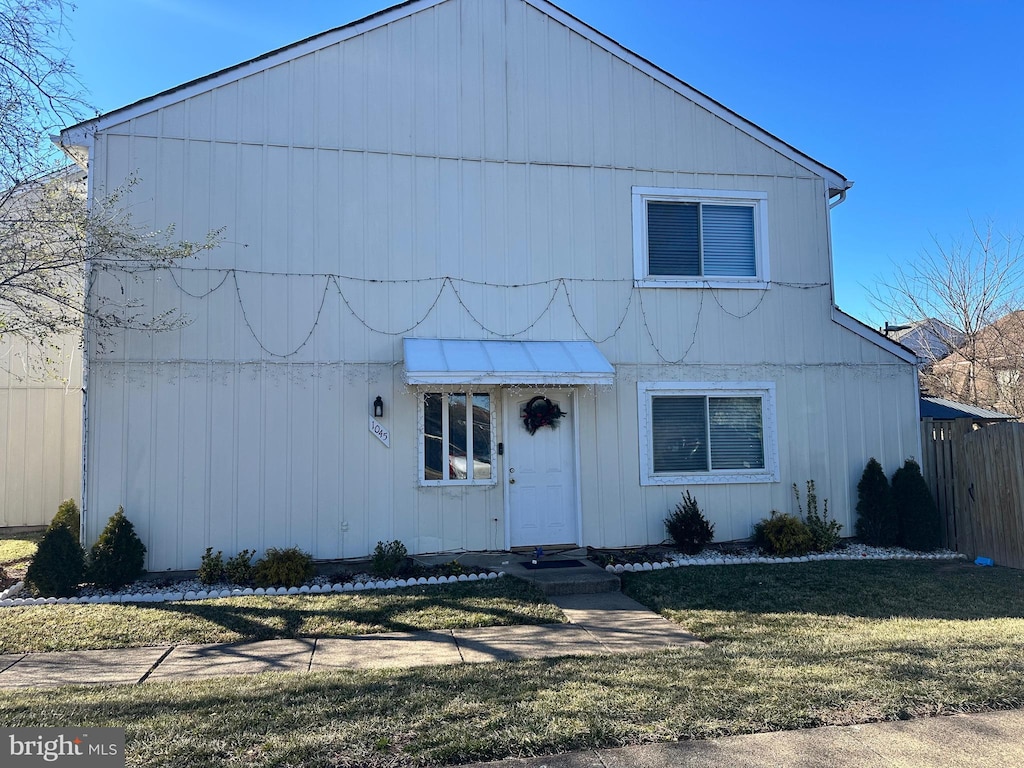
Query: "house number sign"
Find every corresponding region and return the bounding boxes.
[369,417,390,447]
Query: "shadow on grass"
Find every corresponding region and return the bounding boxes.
[136,578,564,642]
[622,559,1024,621]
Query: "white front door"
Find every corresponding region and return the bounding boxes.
[504,389,579,548]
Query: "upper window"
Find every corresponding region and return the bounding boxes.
[420,391,496,485]
[637,381,779,485]
[632,187,769,288]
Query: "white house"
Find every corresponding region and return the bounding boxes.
[0,334,81,527]
[58,0,920,572]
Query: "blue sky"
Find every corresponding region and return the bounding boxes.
[63,0,1023,326]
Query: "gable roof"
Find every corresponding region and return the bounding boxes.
[891,318,964,361]
[58,0,850,196]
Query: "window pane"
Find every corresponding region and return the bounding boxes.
[424,393,444,480]
[647,201,699,276]
[652,396,707,472]
[472,393,492,480]
[701,205,755,276]
[448,394,468,479]
[709,397,764,469]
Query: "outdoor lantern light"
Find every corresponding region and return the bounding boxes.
[373,396,384,418]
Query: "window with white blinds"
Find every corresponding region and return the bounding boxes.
[638,382,779,485]
[633,188,768,288]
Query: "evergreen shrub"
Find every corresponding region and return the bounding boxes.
[224,549,255,585]
[371,540,409,577]
[855,458,898,546]
[753,511,814,557]
[88,506,147,590]
[49,498,81,544]
[892,459,942,551]
[25,523,85,597]
[665,491,715,555]
[197,548,225,585]
[253,547,314,588]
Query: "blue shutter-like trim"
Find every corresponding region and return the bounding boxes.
[647,201,699,276]
[709,397,764,470]
[702,205,756,277]
[652,396,707,472]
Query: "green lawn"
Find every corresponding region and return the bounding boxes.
[1,561,1023,767]
[0,579,565,653]
[0,528,44,567]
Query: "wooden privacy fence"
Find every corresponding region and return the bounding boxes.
[957,423,1024,569]
[921,418,1024,568]
[919,418,972,551]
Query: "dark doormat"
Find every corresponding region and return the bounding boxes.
[521,559,586,570]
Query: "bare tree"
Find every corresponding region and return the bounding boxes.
[0,0,218,363]
[871,219,1024,414]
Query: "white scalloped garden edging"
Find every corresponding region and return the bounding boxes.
[0,572,505,608]
[0,581,24,601]
[604,550,966,574]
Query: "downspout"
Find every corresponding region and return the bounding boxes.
[825,182,853,310]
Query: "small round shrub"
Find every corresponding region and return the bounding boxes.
[855,458,898,546]
[88,506,147,590]
[224,549,256,585]
[665,491,715,555]
[254,547,314,588]
[49,498,81,544]
[892,458,942,551]
[371,540,409,577]
[25,523,85,597]
[753,511,814,557]
[197,547,225,585]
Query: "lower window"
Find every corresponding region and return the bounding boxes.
[421,392,496,485]
[638,381,779,485]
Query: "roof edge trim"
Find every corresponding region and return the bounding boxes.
[831,307,919,364]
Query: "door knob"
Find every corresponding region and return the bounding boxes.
[509,478,515,484]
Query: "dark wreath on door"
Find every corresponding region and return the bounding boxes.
[521,395,566,435]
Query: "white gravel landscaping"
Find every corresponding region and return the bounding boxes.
[0,570,506,608]
[603,544,966,573]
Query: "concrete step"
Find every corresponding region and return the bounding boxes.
[502,557,620,595]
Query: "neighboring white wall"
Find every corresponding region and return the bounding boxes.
[0,335,82,527]
[76,0,918,569]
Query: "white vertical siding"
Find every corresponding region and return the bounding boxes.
[0,336,82,527]
[79,0,916,569]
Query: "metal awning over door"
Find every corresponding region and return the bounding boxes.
[403,338,614,385]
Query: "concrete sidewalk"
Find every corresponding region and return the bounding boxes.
[0,592,702,688]
[461,709,1024,768]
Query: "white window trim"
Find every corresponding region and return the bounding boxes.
[632,187,770,289]
[637,381,780,486]
[418,389,499,487]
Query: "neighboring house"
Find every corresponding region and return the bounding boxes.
[0,168,85,528]
[891,318,963,363]
[931,311,1024,417]
[57,0,920,571]
[0,334,82,527]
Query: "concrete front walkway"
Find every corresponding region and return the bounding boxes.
[460,709,1024,768]
[0,592,702,689]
